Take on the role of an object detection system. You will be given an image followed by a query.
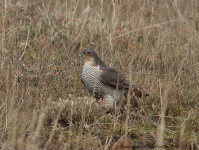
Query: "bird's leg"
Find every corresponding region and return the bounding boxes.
[95,98,104,105]
[99,98,104,105]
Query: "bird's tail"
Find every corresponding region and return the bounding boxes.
[127,83,149,98]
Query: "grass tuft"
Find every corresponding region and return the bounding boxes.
[0,0,199,149]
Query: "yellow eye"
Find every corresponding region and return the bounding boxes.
[84,52,88,55]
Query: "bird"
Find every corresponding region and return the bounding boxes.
[79,49,147,108]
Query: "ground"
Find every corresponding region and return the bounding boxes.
[0,0,199,149]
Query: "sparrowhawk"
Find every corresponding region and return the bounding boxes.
[79,49,146,108]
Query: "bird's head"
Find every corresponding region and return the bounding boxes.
[79,49,99,64]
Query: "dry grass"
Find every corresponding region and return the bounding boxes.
[0,0,199,149]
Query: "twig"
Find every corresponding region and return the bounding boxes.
[19,26,30,61]
[112,20,178,40]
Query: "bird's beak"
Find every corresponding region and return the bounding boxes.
[79,54,83,58]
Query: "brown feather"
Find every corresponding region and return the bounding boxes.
[99,66,128,89]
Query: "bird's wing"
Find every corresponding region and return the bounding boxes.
[99,66,128,89]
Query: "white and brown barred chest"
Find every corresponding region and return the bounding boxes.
[81,62,123,101]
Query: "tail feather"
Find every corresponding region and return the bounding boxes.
[125,83,149,97]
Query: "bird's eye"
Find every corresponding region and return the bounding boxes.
[84,52,88,55]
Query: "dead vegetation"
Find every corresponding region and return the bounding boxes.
[0,0,199,149]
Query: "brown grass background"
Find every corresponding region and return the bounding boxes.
[0,0,199,149]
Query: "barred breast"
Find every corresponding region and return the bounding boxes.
[81,62,124,107]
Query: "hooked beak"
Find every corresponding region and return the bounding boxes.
[79,54,83,58]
